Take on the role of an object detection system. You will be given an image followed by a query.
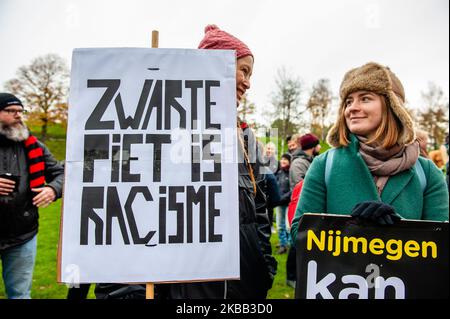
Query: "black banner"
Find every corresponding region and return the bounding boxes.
[295,213,449,299]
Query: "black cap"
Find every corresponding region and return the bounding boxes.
[0,93,23,111]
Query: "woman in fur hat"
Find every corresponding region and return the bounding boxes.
[291,62,449,241]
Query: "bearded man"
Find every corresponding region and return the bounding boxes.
[0,93,64,299]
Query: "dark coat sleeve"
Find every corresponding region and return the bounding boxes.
[277,189,292,206]
[265,172,281,208]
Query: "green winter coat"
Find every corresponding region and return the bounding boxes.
[291,134,449,242]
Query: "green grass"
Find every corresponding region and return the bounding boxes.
[42,138,66,161]
[29,123,67,161]
[28,123,67,140]
[267,230,295,299]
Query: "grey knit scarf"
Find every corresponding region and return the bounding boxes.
[357,136,419,196]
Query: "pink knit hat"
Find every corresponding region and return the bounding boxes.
[198,24,253,59]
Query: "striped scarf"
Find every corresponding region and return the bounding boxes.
[24,135,46,189]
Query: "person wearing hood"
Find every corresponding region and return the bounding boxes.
[291,62,449,243]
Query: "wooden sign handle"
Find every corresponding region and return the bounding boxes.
[146,283,155,299]
[146,29,159,300]
[151,30,159,48]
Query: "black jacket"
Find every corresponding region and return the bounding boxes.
[0,133,64,250]
[276,167,291,206]
[162,126,277,299]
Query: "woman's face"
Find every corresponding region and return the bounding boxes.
[236,55,253,106]
[265,144,275,157]
[344,91,383,140]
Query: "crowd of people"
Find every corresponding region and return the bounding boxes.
[1,25,449,299]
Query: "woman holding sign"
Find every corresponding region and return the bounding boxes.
[291,62,449,241]
[166,25,277,299]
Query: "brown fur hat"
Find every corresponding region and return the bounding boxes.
[327,62,415,147]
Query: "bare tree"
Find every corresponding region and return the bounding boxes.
[270,118,298,139]
[306,78,333,141]
[270,67,304,150]
[418,82,449,149]
[4,54,69,141]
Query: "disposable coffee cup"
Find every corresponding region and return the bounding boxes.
[0,173,20,193]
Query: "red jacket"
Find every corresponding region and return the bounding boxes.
[287,180,303,227]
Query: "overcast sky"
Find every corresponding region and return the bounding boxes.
[0,0,448,125]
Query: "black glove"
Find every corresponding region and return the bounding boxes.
[351,201,401,225]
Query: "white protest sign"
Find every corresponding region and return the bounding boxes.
[59,48,239,284]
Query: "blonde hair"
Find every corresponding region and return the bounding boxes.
[335,94,403,149]
[264,141,277,155]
